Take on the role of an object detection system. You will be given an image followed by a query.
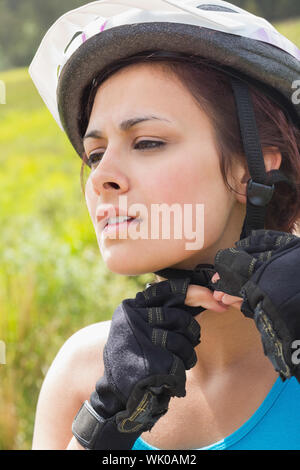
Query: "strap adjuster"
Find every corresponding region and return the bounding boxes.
[247,179,274,207]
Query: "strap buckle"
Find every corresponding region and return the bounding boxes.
[247,178,274,207]
[192,264,215,285]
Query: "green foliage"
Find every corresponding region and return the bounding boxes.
[0,15,299,451]
[274,18,300,47]
[0,0,86,70]
[0,1,299,71]
[232,0,300,19]
[0,67,153,450]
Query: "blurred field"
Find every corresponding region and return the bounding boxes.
[0,18,300,450]
[275,17,300,44]
[0,69,152,449]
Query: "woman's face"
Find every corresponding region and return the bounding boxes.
[84,63,245,275]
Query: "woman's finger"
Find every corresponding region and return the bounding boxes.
[185,284,229,312]
[211,272,220,283]
[221,293,243,305]
[211,272,243,308]
[213,289,242,303]
[221,297,243,312]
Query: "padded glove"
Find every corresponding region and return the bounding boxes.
[211,229,300,383]
[72,277,201,450]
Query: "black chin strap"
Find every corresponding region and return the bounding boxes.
[230,78,294,240]
[153,78,295,287]
[154,263,215,286]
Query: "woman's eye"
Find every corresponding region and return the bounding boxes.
[135,140,165,151]
[88,152,104,169]
[87,141,165,169]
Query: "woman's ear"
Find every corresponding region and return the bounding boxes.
[234,147,282,205]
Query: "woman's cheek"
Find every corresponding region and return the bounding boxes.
[85,176,98,225]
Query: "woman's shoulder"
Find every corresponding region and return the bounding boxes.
[32,320,111,449]
[55,320,112,400]
[61,320,111,359]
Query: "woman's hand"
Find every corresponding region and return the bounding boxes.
[211,229,300,384]
[211,273,243,310]
[184,275,243,312]
[71,277,204,450]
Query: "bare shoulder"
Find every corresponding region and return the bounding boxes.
[32,320,111,450]
[46,320,112,400]
[60,320,111,372]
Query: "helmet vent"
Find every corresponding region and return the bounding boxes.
[197,4,238,13]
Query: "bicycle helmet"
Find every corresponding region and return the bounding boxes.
[29,0,300,281]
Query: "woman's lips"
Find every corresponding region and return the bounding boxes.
[103,217,141,233]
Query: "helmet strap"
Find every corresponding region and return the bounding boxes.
[230,78,293,240]
[152,78,294,283]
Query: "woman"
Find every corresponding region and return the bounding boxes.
[29,0,300,450]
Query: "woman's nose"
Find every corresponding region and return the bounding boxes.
[90,157,129,196]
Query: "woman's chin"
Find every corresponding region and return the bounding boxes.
[98,238,190,276]
[100,251,166,277]
[103,262,151,276]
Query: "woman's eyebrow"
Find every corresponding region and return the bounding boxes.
[83,115,171,141]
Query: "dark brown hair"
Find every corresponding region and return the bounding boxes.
[80,52,300,234]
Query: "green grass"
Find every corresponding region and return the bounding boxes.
[0,17,299,450]
[0,68,152,450]
[275,17,300,47]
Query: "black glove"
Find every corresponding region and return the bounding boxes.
[72,277,201,450]
[211,229,300,383]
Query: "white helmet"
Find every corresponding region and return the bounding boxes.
[29,0,300,245]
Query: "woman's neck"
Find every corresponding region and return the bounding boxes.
[192,306,268,378]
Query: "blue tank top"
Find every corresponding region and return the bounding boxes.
[132,376,300,450]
